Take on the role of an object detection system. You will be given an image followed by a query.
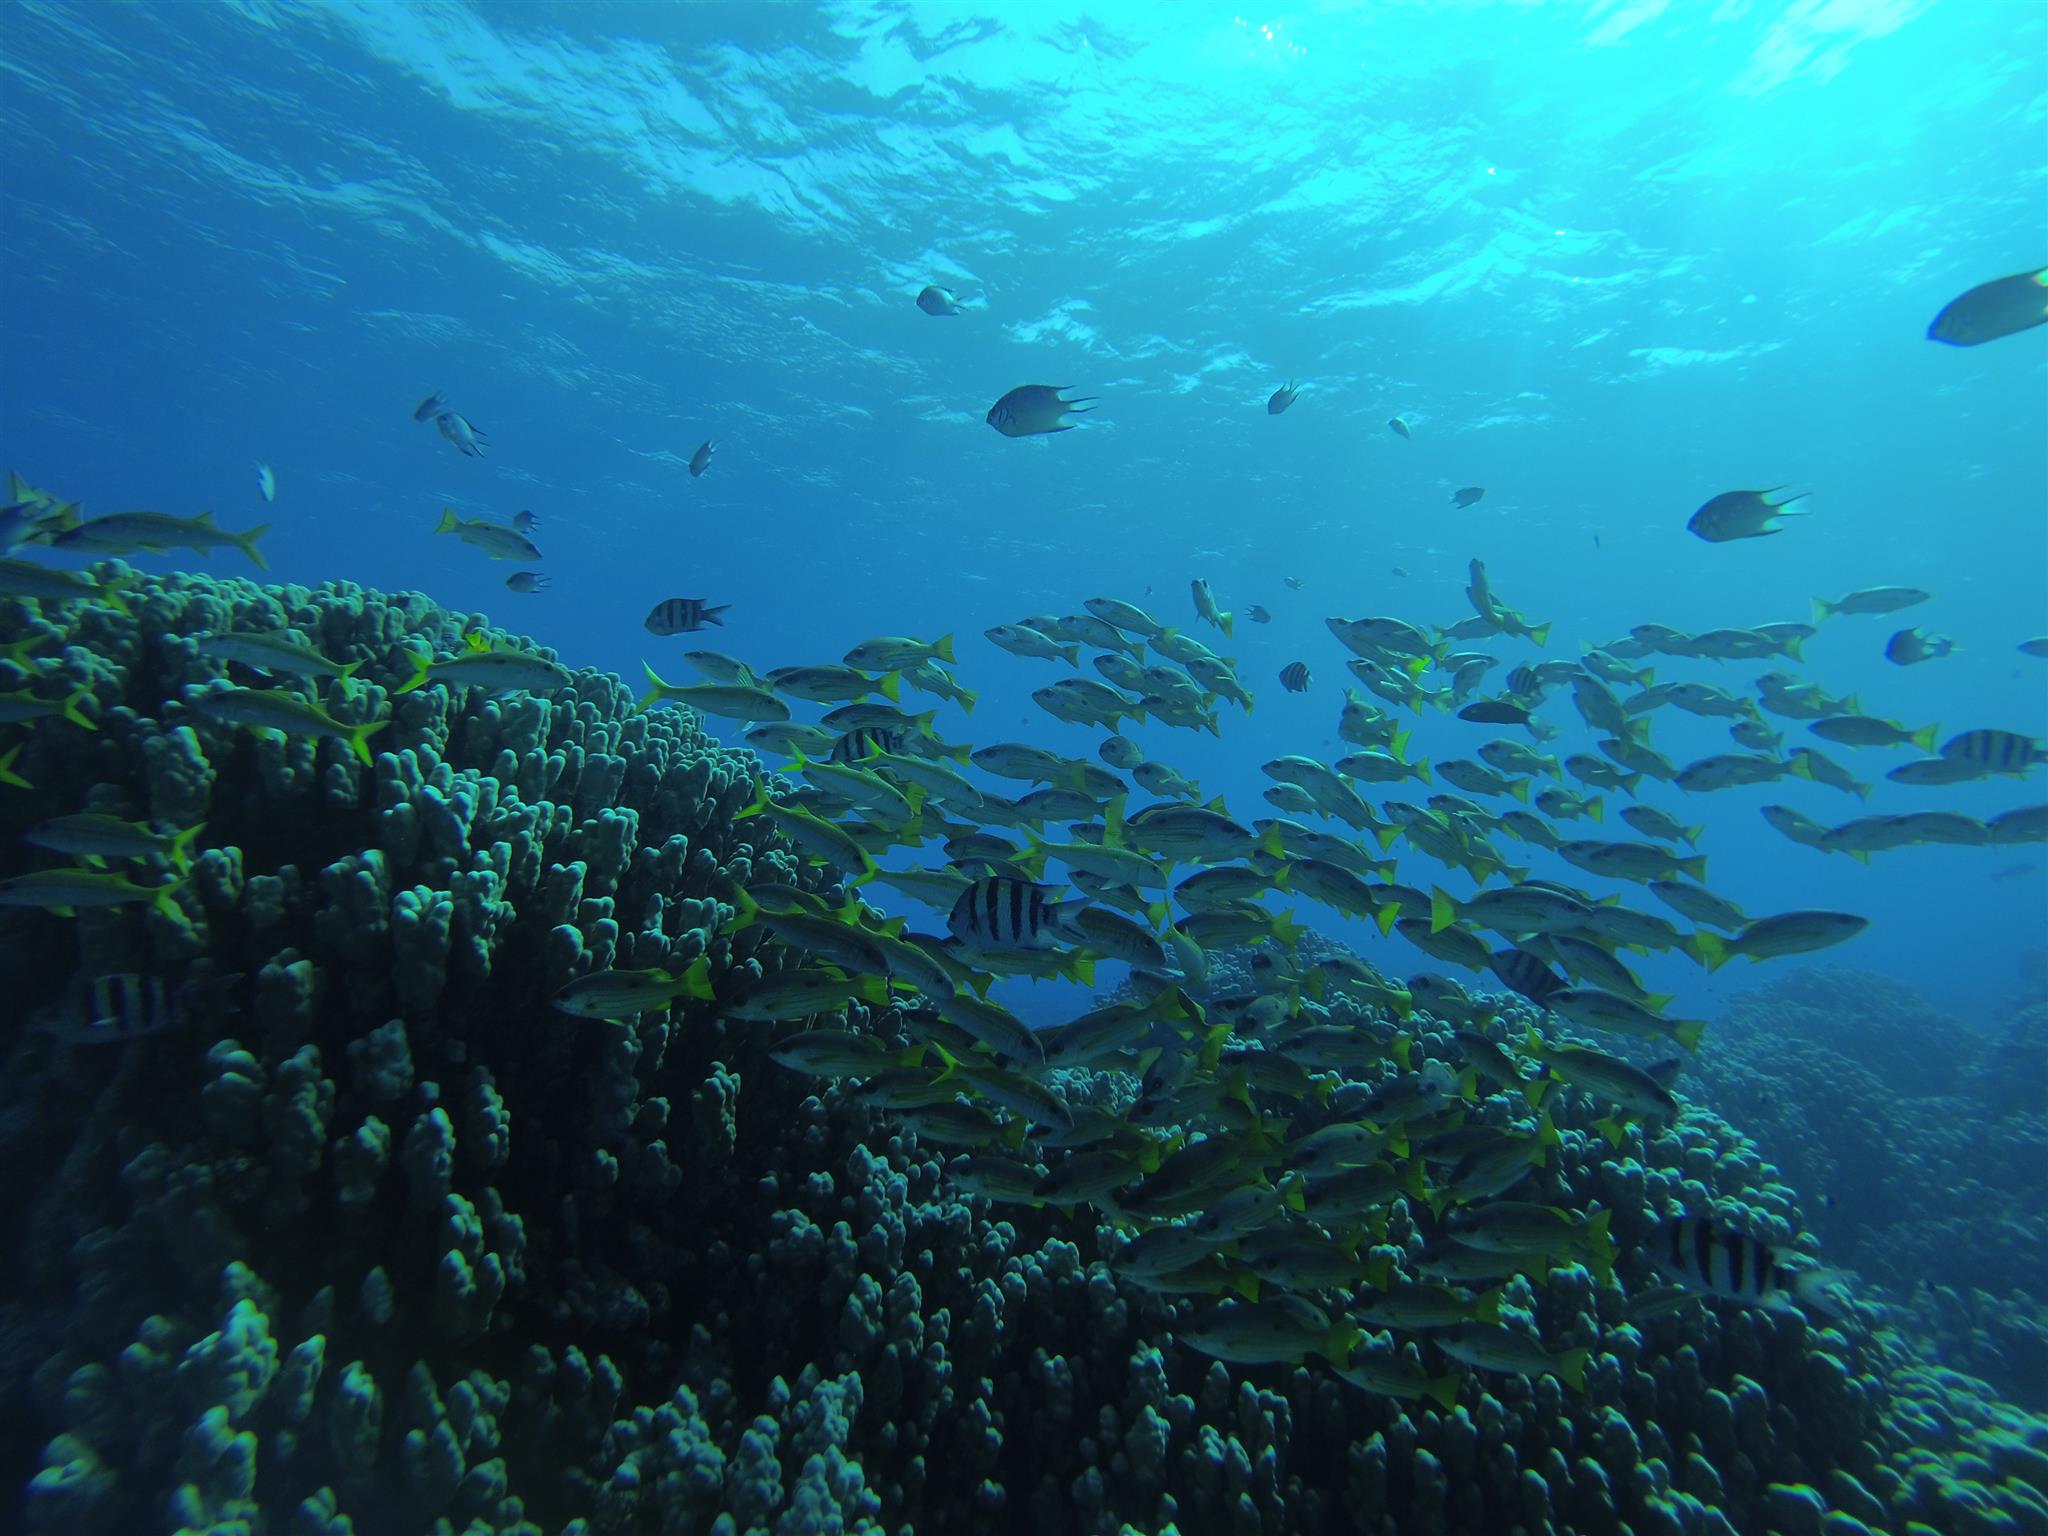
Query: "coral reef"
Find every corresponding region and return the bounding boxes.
[1688,970,2048,1409]
[0,568,2043,1535]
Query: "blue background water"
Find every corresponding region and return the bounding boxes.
[3,0,2043,1025]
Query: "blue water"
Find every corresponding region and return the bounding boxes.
[3,0,2043,1024]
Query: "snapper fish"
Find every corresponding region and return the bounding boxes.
[644,597,730,635]
[1686,488,1808,543]
[1814,585,1930,621]
[191,687,388,765]
[52,509,270,570]
[1190,578,1232,638]
[1647,1216,1848,1317]
[398,639,573,698]
[987,384,1095,437]
[432,507,540,561]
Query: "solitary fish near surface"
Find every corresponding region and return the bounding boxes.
[1687,488,1809,543]
[1388,417,1412,440]
[255,462,276,502]
[1268,380,1300,415]
[1926,268,2048,346]
[916,285,961,316]
[1451,487,1484,509]
[987,385,1096,438]
[689,439,716,477]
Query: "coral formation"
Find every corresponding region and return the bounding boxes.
[1,568,2043,1535]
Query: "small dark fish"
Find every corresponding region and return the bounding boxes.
[916,285,962,316]
[1990,862,2039,882]
[688,440,716,477]
[1391,567,1408,579]
[1388,417,1412,440]
[1284,576,1305,590]
[1248,605,1272,624]
[505,572,551,593]
[1488,947,1567,1007]
[1268,380,1300,415]
[1687,488,1809,543]
[1451,487,1485,509]
[1459,700,1531,726]
[1280,661,1312,693]
[1927,268,2047,347]
[645,597,729,635]
[1504,666,1541,697]
[513,509,540,533]
[1884,627,1954,666]
[987,385,1096,438]
[412,392,448,422]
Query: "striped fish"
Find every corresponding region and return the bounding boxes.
[35,972,238,1046]
[1939,729,2046,774]
[1279,661,1312,694]
[829,727,903,765]
[644,597,730,636]
[1488,947,1568,1008]
[947,876,1086,951]
[1648,1216,1847,1316]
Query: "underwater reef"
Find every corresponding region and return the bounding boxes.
[1686,969,2048,1414]
[1,568,2045,1536]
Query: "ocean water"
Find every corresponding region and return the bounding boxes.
[2,3,2046,1530]
[4,1,2042,1026]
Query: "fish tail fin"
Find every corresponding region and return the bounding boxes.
[1587,796,1604,823]
[235,525,271,570]
[169,821,205,872]
[953,684,978,714]
[1673,1018,1706,1053]
[60,684,97,731]
[434,506,459,535]
[876,672,900,702]
[933,634,956,664]
[394,650,436,695]
[1591,1116,1626,1148]
[1680,854,1708,883]
[1508,779,1529,803]
[1428,887,1459,934]
[337,657,364,681]
[1413,758,1431,784]
[1425,1374,1462,1412]
[348,720,388,767]
[1321,1321,1361,1368]
[151,877,186,921]
[733,781,769,822]
[1530,623,1551,648]
[1687,932,1726,972]
[1555,1347,1589,1392]
[1058,643,1080,668]
[1791,1266,1853,1320]
[1911,723,1938,753]
[676,955,715,1001]
[0,743,28,789]
[1811,596,1834,624]
[637,660,674,710]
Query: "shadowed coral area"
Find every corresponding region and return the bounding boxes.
[1,569,2043,1536]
